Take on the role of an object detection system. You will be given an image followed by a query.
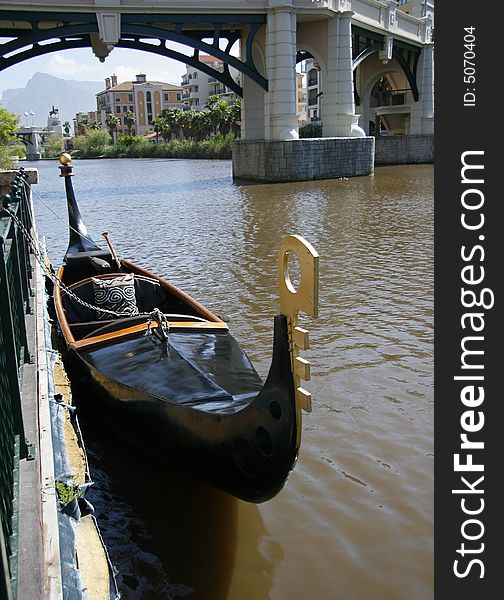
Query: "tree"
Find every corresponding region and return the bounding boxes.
[63,121,72,136]
[105,114,120,143]
[76,116,89,136]
[73,130,111,157]
[229,100,241,137]
[46,135,64,157]
[191,111,211,141]
[0,107,19,145]
[178,110,194,140]
[206,98,230,135]
[124,111,135,136]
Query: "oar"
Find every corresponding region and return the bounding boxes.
[102,231,121,270]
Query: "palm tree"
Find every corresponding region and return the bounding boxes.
[124,111,135,136]
[191,111,211,141]
[63,121,71,136]
[105,114,120,143]
[206,98,229,135]
[76,116,89,136]
[178,110,194,140]
[229,100,241,137]
[160,108,183,139]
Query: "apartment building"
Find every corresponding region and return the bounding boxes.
[304,59,321,123]
[181,56,241,110]
[96,73,183,136]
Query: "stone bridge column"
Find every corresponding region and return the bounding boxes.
[265,1,299,140]
[409,43,434,134]
[240,32,266,140]
[323,10,364,137]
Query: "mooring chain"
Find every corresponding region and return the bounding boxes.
[3,203,165,324]
[146,308,170,345]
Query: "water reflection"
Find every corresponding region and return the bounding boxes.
[79,398,279,600]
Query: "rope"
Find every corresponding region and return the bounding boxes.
[19,175,99,248]
[3,201,164,324]
[146,308,170,345]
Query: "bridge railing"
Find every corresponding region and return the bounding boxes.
[0,168,34,600]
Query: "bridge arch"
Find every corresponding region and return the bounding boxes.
[0,11,268,97]
[358,66,406,135]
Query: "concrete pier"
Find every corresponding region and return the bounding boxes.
[233,136,375,182]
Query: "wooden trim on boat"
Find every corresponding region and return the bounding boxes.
[69,319,228,351]
[54,265,75,345]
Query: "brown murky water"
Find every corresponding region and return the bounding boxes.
[33,158,433,600]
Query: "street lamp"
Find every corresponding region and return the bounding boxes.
[29,111,34,127]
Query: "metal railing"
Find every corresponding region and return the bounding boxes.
[0,168,34,600]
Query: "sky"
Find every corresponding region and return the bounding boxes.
[0,45,198,95]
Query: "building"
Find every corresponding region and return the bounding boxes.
[296,72,307,124]
[96,73,183,136]
[73,110,100,136]
[301,0,434,135]
[181,56,240,110]
[304,58,321,123]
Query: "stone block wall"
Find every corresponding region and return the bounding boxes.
[232,137,375,183]
[374,134,434,165]
[0,168,38,194]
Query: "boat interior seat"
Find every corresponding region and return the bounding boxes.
[62,273,197,326]
[63,251,115,283]
[64,250,114,266]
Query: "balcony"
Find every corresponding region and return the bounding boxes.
[371,89,409,108]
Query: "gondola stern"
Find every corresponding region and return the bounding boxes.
[230,236,319,503]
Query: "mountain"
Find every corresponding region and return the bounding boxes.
[1,72,102,130]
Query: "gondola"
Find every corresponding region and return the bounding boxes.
[52,153,318,503]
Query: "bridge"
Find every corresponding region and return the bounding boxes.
[0,0,434,181]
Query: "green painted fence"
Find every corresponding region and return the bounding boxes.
[0,168,34,600]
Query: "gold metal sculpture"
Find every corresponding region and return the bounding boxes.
[278,235,319,444]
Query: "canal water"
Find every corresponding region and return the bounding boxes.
[31,158,433,600]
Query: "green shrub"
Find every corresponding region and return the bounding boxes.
[299,122,323,138]
[73,130,111,157]
[0,145,14,169]
[46,135,65,158]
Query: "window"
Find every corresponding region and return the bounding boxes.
[164,93,169,101]
[115,95,121,102]
[194,72,198,79]
[115,106,121,114]
[129,106,134,112]
[176,93,181,101]
[146,91,153,123]
[123,106,128,113]
[128,94,133,102]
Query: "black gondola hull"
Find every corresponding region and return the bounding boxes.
[68,315,299,503]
